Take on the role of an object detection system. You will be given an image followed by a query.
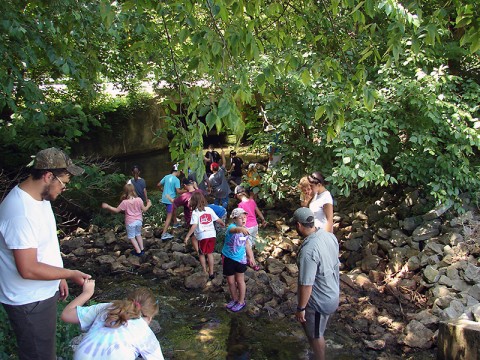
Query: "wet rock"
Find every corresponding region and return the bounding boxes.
[185,272,208,289]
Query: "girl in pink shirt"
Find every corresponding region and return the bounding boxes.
[102,184,152,256]
[234,185,267,249]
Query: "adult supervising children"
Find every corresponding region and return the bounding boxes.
[0,147,91,360]
[292,207,340,360]
[157,164,182,240]
[308,172,334,233]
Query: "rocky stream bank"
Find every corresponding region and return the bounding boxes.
[60,188,480,359]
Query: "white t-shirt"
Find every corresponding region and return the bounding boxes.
[0,185,62,305]
[309,190,333,230]
[190,207,219,240]
[75,303,164,360]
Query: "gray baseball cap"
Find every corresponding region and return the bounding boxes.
[33,147,84,176]
[292,207,314,224]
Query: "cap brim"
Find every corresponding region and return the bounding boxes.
[67,164,84,176]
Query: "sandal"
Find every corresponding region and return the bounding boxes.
[225,300,237,309]
[231,302,246,312]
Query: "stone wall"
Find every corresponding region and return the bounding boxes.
[73,98,168,158]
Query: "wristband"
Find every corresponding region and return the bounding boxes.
[296,306,306,312]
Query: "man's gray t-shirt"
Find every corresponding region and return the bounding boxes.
[298,229,340,314]
[209,167,231,199]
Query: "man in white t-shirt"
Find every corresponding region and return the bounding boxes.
[0,148,91,360]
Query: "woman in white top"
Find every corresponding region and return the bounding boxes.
[308,172,334,233]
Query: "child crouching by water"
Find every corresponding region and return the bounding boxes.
[61,280,164,360]
[222,208,257,312]
[185,191,225,280]
[102,184,152,256]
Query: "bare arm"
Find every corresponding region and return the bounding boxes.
[296,284,313,323]
[184,224,198,244]
[221,149,226,167]
[229,226,250,235]
[246,241,256,267]
[255,207,267,226]
[215,218,225,227]
[142,199,152,212]
[101,202,122,214]
[323,203,334,233]
[13,249,91,285]
[61,279,95,324]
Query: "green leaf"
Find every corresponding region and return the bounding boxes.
[206,111,217,130]
[217,99,230,118]
[314,106,325,120]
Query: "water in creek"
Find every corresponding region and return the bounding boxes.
[114,147,266,190]
[93,275,374,360]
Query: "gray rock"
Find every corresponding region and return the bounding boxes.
[468,284,480,301]
[184,272,208,289]
[96,255,116,264]
[61,237,86,252]
[442,300,465,320]
[376,227,391,240]
[450,211,474,227]
[407,256,421,271]
[412,219,441,242]
[438,275,453,287]
[266,258,286,275]
[423,265,440,284]
[438,232,464,246]
[422,203,452,221]
[361,255,382,272]
[402,216,423,232]
[471,304,480,322]
[463,263,480,284]
[399,320,434,348]
[344,238,363,251]
[390,229,408,247]
[423,241,444,256]
[104,230,117,244]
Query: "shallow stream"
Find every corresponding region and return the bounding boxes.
[91,274,412,360]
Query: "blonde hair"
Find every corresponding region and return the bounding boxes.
[104,287,158,328]
[121,183,137,201]
[298,176,311,193]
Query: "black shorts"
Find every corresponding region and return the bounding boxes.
[222,255,247,276]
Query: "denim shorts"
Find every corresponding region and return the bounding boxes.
[126,220,142,239]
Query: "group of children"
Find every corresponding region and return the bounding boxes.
[60,157,268,359]
[101,158,268,312]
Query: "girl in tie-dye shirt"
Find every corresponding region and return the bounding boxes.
[61,281,164,360]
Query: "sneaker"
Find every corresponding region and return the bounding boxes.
[172,223,182,229]
[231,302,246,312]
[130,249,142,257]
[209,273,215,280]
[161,232,174,240]
[225,300,237,309]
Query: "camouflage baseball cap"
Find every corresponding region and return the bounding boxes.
[230,208,248,219]
[33,147,84,176]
